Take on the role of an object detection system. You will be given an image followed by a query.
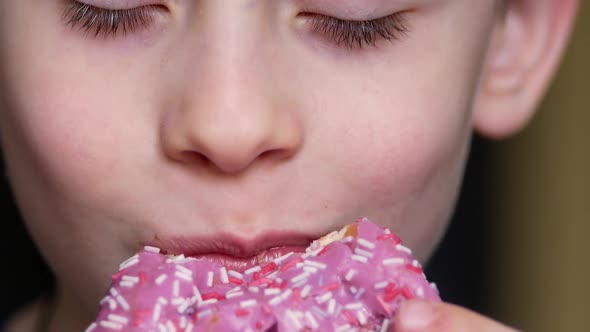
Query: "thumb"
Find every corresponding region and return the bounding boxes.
[395,300,520,332]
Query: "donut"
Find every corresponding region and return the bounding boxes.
[86,218,440,331]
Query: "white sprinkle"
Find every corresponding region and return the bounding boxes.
[99,320,122,330]
[172,280,180,297]
[248,286,259,293]
[300,285,312,299]
[219,267,229,284]
[121,275,139,283]
[85,322,97,332]
[344,269,356,282]
[281,289,293,300]
[155,274,168,285]
[412,259,421,267]
[192,286,203,302]
[226,291,244,299]
[116,295,130,311]
[109,288,118,297]
[206,271,214,287]
[167,320,177,332]
[308,246,325,257]
[357,310,368,325]
[354,287,366,300]
[158,323,167,332]
[179,316,187,328]
[335,324,352,332]
[240,299,257,308]
[185,322,194,332]
[327,299,336,315]
[350,286,357,294]
[303,266,318,274]
[354,248,374,258]
[342,236,354,243]
[268,295,283,306]
[152,304,162,322]
[382,257,405,266]
[274,252,294,264]
[290,271,310,284]
[119,255,139,270]
[107,298,117,310]
[430,282,439,292]
[175,264,192,275]
[157,296,169,305]
[171,297,185,306]
[144,245,161,253]
[264,288,281,296]
[197,309,213,319]
[198,298,218,307]
[316,291,332,304]
[228,270,243,279]
[227,286,241,293]
[244,265,261,275]
[305,311,319,329]
[286,310,303,330]
[358,238,376,249]
[107,314,128,325]
[396,244,412,255]
[304,260,327,269]
[345,303,362,310]
[175,271,193,282]
[351,254,368,263]
[119,280,135,288]
[177,299,190,314]
[416,286,424,297]
[374,281,388,289]
[380,319,390,332]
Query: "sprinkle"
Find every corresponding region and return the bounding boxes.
[229,277,243,285]
[304,260,327,269]
[416,286,424,297]
[228,270,243,279]
[244,265,262,275]
[206,271,214,287]
[290,271,310,284]
[185,323,194,332]
[344,269,356,281]
[119,280,135,288]
[157,296,169,305]
[119,255,139,270]
[175,264,192,275]
[121,275,139,283]
[192,286,203,302]
[226,291,244,299]
[303,266,318,274]
[85,322,97,332]
[358,238,376,249]
[268,295,283,306]
[240,299,258,308]
[345,303,362,310]
[335,324,352,332]
[280,289,293,301]
[107,314,128,325]
[354,288,365,300]
[264,288,281,296]
[274,252,294,264]
[144,246,161,253]
[380,319,390,332]
[357,310,368,325]
[197,309,213,319]
[219,267,229,284]
[382,258,404,266]
[248,286,260,293]
[235,308,250,317]
[99,321,122,330]
[305,311,320,329]
[116,295,130,311]
[166,320,177,332]
[395,244,412,255]
[107,298,117,310]
[175,270,193,282]
[374,281,388,289]
[351,255,368,263]
[172,280,180,297]
[316,291,332,304]
[177,299,190,314]
[260,262,278,275]
[152,303,162,322]
[430,282,439,292]
[354,248,374,258]
[155,274,167,285]
[286,310,303,330]
[280,257,304,272]
[300,285,311,299]
[158,323,167,332]
[327,298,336,315]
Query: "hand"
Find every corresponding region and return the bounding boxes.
[395,300,519,332]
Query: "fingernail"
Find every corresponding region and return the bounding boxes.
[398,300,439,330]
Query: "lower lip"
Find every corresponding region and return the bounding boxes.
[188,246,307,272]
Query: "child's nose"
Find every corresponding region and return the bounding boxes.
[160,55,303,174]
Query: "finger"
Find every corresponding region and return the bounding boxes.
[395,300,520,332]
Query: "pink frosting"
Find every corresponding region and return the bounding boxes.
[87,218,440,331]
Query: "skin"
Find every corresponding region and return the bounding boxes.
[0,0,578,331]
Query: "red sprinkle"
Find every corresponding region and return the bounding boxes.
[111,269,127,282]
[235,309,250,317]
[139,271,146,285]
[317,246,330,256]
[401,287,414,300]
[256,321,264,330]
[342,310,357,325]
[384,289,401,302]
[248,278,274,287]
[229,277,243,285]
[292,287,301,304]
[322,282,340,292]
[260,262,278,275]
[405,264,423,274]
[202,292,225,301]
[280,257,304,272]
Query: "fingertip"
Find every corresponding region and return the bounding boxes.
[395,300,441,331]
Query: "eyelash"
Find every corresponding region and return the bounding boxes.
[62,1,410,48]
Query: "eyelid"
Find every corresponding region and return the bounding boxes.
[74,0,164,10]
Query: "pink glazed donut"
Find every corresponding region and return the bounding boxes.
[87,218,441,331]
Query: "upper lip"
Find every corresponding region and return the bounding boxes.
[147,231,318,259]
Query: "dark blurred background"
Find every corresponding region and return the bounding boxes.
[1,3,588,331]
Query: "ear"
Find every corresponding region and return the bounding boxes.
[473,0,579,139]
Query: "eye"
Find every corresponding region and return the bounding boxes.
[301,12,411,49]
[62,0,167,37]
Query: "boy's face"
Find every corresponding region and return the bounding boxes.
[0,0,499,318]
